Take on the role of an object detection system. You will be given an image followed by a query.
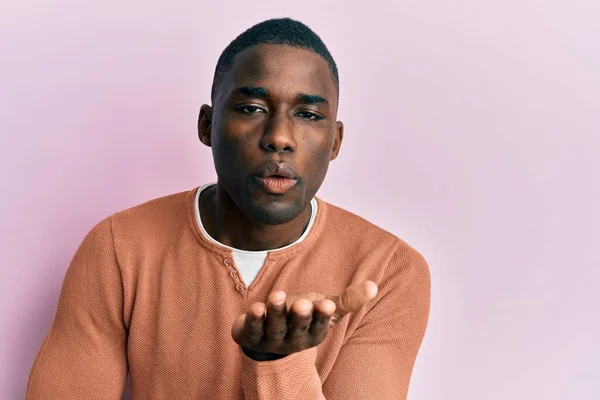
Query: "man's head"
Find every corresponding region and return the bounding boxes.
[198,18,343,225]
[210,18,340,104]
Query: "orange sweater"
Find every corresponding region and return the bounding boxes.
[27,187,430,399]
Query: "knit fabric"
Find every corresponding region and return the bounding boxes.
[27,187,431,399]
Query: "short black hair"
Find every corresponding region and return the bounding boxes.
[210,18,339,103]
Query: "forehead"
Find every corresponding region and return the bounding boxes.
[221,44,337,103]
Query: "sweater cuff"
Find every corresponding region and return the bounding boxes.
[241,347,317,377]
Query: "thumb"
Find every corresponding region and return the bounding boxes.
[328,280,378,320]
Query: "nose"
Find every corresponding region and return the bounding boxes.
[259,113,297,153]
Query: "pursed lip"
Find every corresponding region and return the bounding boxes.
[252,161,299,194]
[254,161,298,180]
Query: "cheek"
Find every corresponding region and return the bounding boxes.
[214,116,260,152]
[303,135,333,178]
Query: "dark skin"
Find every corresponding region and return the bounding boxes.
[198,44,378,361]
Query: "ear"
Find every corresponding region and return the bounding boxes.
[198,104,213,147]
[330,121,344,161]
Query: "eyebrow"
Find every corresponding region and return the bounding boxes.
[235,86,269,99]
[297,93,329,105]
[233,86,329,105]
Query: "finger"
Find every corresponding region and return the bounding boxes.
[285,292,325,309]
[231,314,247,345]
[328,280,378,320]
[238,302,266,347]
[286,299,313,350]
[264,291,288,344]
[309,299,336,344]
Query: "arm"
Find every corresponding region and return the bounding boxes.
[235,245,431,399]
[26,218,128,400]
[322,246,431,399]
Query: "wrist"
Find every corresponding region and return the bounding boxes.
[242,347,289,362]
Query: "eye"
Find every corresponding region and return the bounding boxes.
[237,105,266,114]
[295,111,324,121]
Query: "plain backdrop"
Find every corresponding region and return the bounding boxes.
[1,1,599,399]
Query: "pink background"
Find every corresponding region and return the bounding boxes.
[1,1,599,399]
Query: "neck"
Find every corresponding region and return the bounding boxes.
[199,183,312,251]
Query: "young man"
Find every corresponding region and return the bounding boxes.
[27,18,430,399]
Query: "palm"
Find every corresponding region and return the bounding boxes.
[231,281,378,360]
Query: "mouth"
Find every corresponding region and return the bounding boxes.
[254,162,299,195]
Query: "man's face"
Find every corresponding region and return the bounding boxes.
[200,44,343,225]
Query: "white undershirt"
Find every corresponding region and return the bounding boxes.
[195,183,318,285]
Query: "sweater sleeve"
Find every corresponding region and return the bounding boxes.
[239,245,431,400]
[26,217,128,400]
[240,347,325,399]
[322,245,431,399]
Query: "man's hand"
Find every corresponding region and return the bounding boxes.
[231,281,379,361]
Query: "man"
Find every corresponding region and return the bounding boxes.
[27,18,430,399]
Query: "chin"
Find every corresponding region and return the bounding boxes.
[245,200,303,225]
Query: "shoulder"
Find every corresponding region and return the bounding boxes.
[319,199,402,254]
[83,188,199,258]
[318,198,430,280]
[78,189,193,249]
[108,188,195,234]
[320,200,398,240]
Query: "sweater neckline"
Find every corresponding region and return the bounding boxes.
[186,185,327,262]
[194,183,318,255]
